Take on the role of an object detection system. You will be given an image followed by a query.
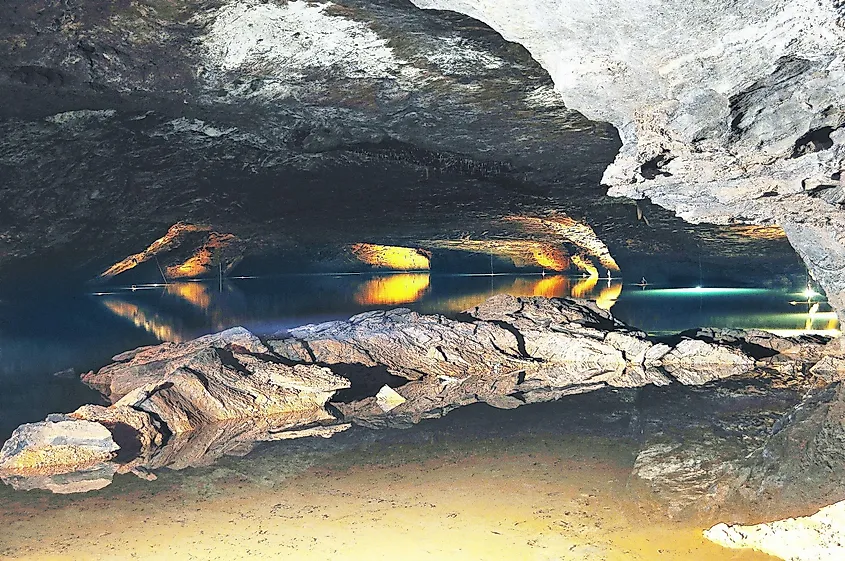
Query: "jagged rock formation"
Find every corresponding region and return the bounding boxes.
[2,295,842,493]
[97,222,245,282]
[411,0,845,320]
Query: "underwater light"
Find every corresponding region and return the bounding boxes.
[803,286,820,299]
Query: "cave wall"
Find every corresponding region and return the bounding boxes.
[411,0,845,319]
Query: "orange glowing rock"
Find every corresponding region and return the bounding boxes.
[164,233,240,280]
[98,223,242,282]
[354,273,431,305]
[570,254,599,277]
[350,243,431,270]
[505,215,620,272]
[724,225,788,240]
[423,239,570,271]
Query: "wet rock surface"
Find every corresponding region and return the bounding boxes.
[0,417,119,476]
[2,295,844,503]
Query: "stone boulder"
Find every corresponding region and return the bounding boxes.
[111,348,349,435]
[0,416,119,476]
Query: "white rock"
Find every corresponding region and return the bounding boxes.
[375,385,407,412]
[705,500,845,561]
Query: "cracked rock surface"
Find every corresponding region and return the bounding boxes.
[4,295,842,494]
[411,0,845,320]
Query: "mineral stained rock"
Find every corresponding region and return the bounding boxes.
[0,416,119,476]
[411,0,845,321]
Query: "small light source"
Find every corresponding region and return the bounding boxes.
[804,286,820,299]
[694,285,702,290]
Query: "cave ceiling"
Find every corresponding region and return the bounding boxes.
[0,0,806,288]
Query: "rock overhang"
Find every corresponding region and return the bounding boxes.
[0,0,841,319]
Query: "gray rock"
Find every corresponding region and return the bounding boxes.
[83,326,270,402]
[411,0,845,321]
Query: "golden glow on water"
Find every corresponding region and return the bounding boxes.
[354,273,431,305]
[529,275,569,298]
[0,435,777,561]
[350,243,432,270]
[100,298,185,342]
[165,282,213,310]
[596,281,623,310]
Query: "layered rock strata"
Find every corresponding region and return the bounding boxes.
[410,0,845,320]
[2,295,843,493]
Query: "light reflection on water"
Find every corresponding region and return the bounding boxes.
[93,274,839,343]
[0,273,839,443]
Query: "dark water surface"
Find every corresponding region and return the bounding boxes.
[0,272,837,560]
[0,272,838,443]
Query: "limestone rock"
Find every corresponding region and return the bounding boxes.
[69,404,164,451]
[375,385,407,412]
[661,339,756,385]
[706,501,845,561]
[737,382,845,510]
[411,0,845,321]
[111,347,349,434]
[0,417,119,476]
[276,295,800,427]
[83,327,270,402]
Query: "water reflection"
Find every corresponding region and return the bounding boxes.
[92,275,840,344]
[354,273,431,305]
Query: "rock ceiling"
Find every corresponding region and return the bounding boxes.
[1,0,840,317]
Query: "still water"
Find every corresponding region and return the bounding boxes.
[0,272,837,560]
[0,272,839,442]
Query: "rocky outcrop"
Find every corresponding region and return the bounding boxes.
[96,222,245,282]
[410,0,845,320]
[0,416,119,476]
[82,326,271,402]
[2,295,842,493]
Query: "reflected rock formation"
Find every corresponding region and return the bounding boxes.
[425,239,571,271]
[354,273,431,305]
[5,296,845,497]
